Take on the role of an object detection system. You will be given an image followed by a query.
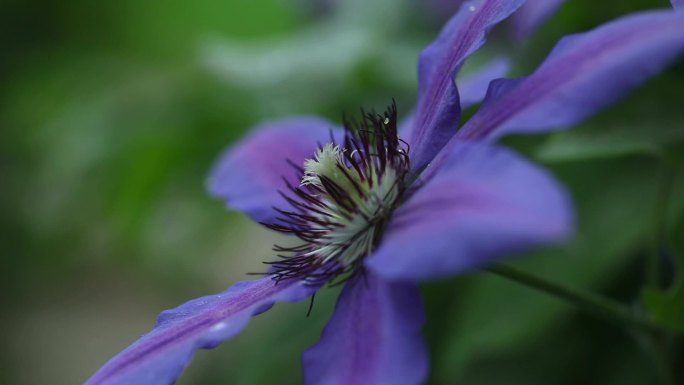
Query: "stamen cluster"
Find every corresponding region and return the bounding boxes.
[264,102,411,286]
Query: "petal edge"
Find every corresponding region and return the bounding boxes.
[86,278,316,385]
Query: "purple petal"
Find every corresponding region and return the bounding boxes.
[411,0,527,173]
[458,57,510,109]
[458,10,684,141]
[303,272,428,385]
[86,278,316,385]
[673,0,683,10]
[510,0,565,40]
[366,142,573,281]
[208,117,338,224]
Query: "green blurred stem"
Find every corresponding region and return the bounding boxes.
[484,264,665,334]
[634,331,675,385]
[647,164,675,288]
[645,163,677,385]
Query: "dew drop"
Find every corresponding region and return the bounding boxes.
[210,322,228,332]
[468,5,476,12]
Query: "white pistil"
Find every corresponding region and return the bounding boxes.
[302,143,346,188]
[300,142,401,268]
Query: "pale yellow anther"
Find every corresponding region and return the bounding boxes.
[298,140,403,267]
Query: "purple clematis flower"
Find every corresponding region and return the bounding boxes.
[85,1,684,384]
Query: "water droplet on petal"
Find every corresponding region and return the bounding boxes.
[468,5,476,12]
[210,322,228,332]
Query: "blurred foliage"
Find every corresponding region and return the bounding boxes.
[643,213,684,334]
[1,0,683,384]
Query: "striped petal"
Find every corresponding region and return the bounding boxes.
[410,0,527,173]
[86,278,316,385]
[303,272,428,385]
[367,142,573,281]
[457,10,684,141]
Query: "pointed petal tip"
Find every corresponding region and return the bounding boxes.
[460,10,684,141]
[86,278,316,385]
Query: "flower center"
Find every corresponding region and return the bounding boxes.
[265,102,410,285]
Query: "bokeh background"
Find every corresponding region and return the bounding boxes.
[1,0,683,384]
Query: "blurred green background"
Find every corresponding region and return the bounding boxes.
[1,0,683,384]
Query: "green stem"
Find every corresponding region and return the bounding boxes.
[646,162,677,385]
[484,264,666,335]
[647,164,675,288]
[633,330,675,385]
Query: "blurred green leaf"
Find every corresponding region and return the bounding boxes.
[199,0,420,112]
[642,213,684,333]
[536,118,684,162]
[642,285,684,334]
[536,71,684,162]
